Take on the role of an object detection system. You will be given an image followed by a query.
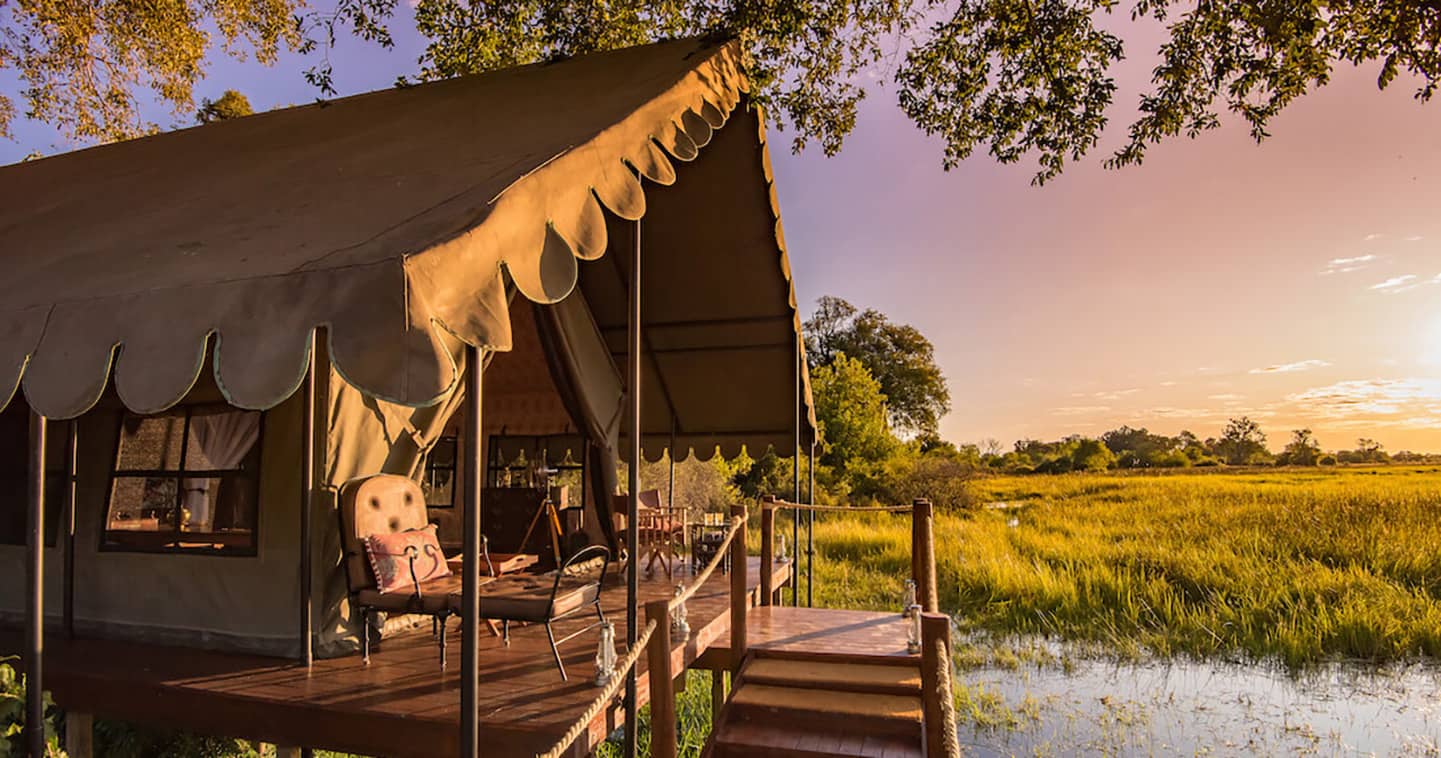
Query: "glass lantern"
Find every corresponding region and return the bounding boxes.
[671,583,691,640]
[594,620,617,686]
[776,533,788,563]
[902,579,917,618]
[906,604,923,654]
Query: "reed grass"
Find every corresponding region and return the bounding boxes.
[806,466,1441,668]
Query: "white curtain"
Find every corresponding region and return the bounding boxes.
[183,411,261,531]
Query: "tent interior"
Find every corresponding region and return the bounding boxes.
[0,37,816,662]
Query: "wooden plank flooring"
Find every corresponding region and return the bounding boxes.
[7,558,789,758]
[708,606,918,663]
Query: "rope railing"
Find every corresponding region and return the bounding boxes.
[671,514,744,609]
[932,635,961,758]
[765,499,913,513]
[534,618,659,758]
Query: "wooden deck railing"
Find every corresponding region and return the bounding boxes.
[760,496,957,758]
[534,510,745,758]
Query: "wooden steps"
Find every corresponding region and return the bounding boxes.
[708,653,925,758]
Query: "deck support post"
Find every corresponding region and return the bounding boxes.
[64,711,92,758]
[711,670,726,716]
[623,217,642,758]
[920,612,956,758]
[728,503,747,680]
[644,599,676,758]
[911,498,938,613]
[759,497,775,606]
[62,421,77,640]
[299,329,316,666]
[460,344,484,758]
[274,747,301,758]
[26,410,45,758]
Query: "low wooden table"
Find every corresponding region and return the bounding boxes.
[446,552,539,577]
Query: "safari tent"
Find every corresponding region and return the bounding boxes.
[0,38,817,756]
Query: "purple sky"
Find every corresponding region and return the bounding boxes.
[4,17,1439,452]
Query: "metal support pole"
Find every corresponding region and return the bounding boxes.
[624,218,642,758]
[807,439,815,608]
[792,339,800,606]
[63,421,77,639]
[299,332,316,667]
[460,344,484,758]
[26,411,46,758]
[668,419,677,558]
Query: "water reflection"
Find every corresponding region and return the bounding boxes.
[959,649,1441,755]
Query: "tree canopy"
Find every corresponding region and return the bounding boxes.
[805,296,950,436]
[4,1,1438,183]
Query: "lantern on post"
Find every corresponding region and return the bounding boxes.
[671,583,691,641]
[594,620,617,686]
[902,579,918,618]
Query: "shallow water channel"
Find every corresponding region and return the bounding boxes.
[957,651,1441,755]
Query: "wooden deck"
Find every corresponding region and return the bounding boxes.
[14,558,790,758]
[698,606,918,668]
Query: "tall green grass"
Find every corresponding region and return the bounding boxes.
[808,466,1441,668]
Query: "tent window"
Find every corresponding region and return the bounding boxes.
[422,435,458,508]
[103,406,263,556]
[0,402,64,547]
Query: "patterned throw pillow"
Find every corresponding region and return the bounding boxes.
[365,524,450,594]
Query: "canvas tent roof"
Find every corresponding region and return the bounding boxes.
[0,37,815,458]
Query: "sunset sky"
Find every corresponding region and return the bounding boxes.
[3,15,1438,453]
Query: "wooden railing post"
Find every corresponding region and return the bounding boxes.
[919,612,956,758]
[644,599,676,758]
[729,504,748,677]
[911,498,938,613]
[760,497,776,606]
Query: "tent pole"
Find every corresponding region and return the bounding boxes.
[461,344,483,758]
[624,217,642,758]
[299,331,316,667]
[26,411,46,758]
[668,418,676,558]
[792,339,800,607]
[62,421,77,640]
[807,439,815,608]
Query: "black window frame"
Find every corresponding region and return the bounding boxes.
[101,404,265,557]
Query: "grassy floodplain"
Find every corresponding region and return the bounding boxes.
[809,465,1441,668]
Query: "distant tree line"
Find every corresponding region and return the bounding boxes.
[979,421,1436,475]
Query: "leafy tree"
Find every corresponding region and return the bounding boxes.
[1279,428,1323,466]
[1215,416,1271,466]
[810,353,898,475]
[804,296,950,436]
[10,2,1439,183]
[196,90,253,123]
[1070,437,1115,472]
[401,0,1439,185]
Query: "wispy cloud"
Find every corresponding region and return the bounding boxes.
[1287,379,1441,418]
[1093,388,1140,401]
[1371,274,1419,292]
[1159,381,1178,387]
[1051,406,1111,417]
[1249,359,1331,375]
[1406,235,1424,242]
[1321,254,1377,275]
[1208,393,1246,402]
[1364,233,1382,241]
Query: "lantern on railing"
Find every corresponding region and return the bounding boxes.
[671,583,691,641]
[906,604,923,654]
[594,620,617,686]
[902,579,917,618]
[776,533,788,564]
